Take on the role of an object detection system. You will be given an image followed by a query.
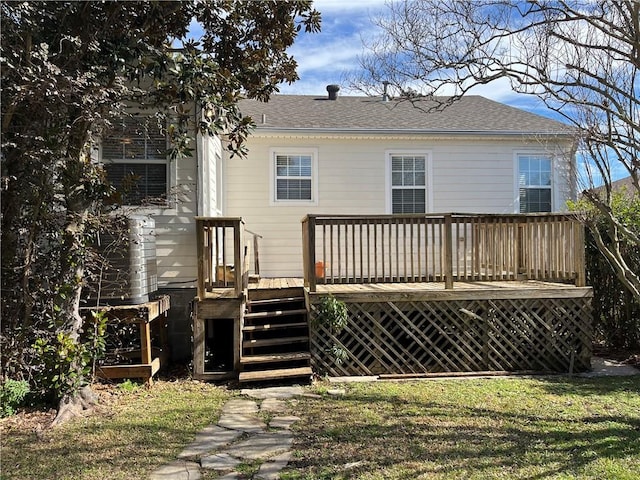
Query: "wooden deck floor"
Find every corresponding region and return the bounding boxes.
[201,278,592,301]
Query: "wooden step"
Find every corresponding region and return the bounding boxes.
[238,366,313,383]
[247,296,305,308]
[243,336,309,348]
[241,352,311,365]
[243,322,308,332]
[244,308,307,320]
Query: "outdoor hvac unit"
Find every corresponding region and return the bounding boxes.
[90,215,158,305]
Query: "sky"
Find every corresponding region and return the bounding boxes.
[280,0,549,115]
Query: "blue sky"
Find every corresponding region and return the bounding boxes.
[281,0,551,114]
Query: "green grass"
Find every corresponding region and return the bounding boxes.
[1,380,231,480]
[282,376,640,480]
[2,376,638,480]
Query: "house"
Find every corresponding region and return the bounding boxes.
[98,87,592,382]
[225,88,576,278]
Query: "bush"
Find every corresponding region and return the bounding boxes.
[1,379,30,417]
[579,188,640,350]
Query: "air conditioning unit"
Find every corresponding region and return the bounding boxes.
[88,215,157,305]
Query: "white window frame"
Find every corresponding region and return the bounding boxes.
[269,147,319,206]
[514,152,554,213]
[100,114,174,211]
[385,150,433,214]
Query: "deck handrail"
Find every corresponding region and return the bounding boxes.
[196,217,261,298]
[302,213,586,292]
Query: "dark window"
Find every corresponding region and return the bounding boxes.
[102,116,167,206]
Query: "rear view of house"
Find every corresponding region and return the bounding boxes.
[97,88,591,383]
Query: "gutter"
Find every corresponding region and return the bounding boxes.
[251,127,574,137]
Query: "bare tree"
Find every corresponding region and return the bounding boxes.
[353,0,639,299]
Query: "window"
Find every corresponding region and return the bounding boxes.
[390,154,427,213]
[274,153,313,201]
[518,154,552,213]
[102,116,168,206]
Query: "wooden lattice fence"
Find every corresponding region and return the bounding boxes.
[309,296,592,376]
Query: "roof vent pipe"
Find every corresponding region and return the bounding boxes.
[326,84,340,100]
[382,81,390,102]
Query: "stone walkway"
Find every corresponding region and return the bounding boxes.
[150,386,307,480]
[148,358,638,479]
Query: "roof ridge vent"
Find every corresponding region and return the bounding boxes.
[326,84,340,100]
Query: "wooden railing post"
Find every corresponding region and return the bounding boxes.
[196,219,206,299]
[444,214,454,289]
[234,219,244,297]
[304,215,317,292]
[574,219,586,287]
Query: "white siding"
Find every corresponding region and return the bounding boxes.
[224,134,574,278]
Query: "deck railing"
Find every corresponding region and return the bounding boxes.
[302,213,586,292]
[195,217,261,298]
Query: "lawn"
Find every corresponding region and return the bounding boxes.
[0,380,231,480]
[282,376,640,480]
[1,376,638,480]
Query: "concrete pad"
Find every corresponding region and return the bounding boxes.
[178,425,242,458]
[260,398,288,413]
[255,452,292,480]
[329,376,378,383]
[579,357,640,377]
[218,413,266,433]
[327,388,346,396]
[226,431,293,460]
[149,460,201,480]
[222,398,259,414]
[241,386,305,399]
[200,452,241,471]
[269,415,300,430]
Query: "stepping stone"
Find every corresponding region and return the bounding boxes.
[149,460,201,480]
[178,425,242,458]
[269,415,300,430]
[217,473,241,480]
[255,452,292,480]
[261,398,288,413]
[226,431,293,460]
[218,413,266,433]
[200,452,241,471]
[241,386,304,399]
[222,398,259,415]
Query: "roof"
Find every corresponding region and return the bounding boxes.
[239,94,572,136]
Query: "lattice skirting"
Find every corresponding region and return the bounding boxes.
[309,297,592,376]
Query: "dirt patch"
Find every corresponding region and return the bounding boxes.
[593,344,640,367]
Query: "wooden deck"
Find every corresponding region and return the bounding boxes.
[193,213,592,380]
[201,277,591,299]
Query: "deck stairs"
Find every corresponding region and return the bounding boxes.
[239,287,312,383]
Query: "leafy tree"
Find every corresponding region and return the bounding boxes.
[352,0,639,299]
[1,0,320,423]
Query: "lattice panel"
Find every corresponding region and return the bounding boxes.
[309,297,591,376]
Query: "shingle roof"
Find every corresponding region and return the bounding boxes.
[239,94,571,135]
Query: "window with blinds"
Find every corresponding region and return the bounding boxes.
[391,155,427,214]
[275,154,313,201]
[102,116,168,206]
[518,154,552,213]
